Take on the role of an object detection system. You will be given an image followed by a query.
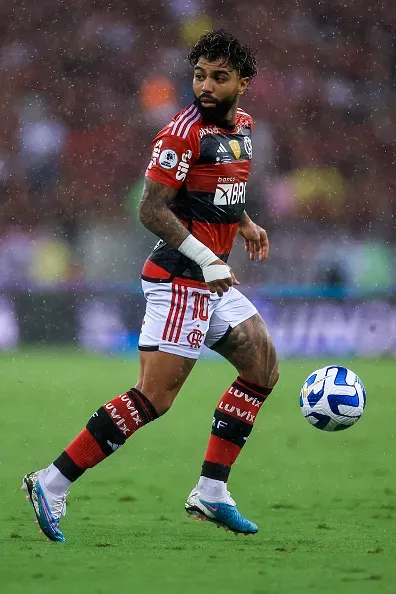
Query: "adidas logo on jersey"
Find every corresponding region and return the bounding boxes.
[214,182,246,206]
[216,143,233,164]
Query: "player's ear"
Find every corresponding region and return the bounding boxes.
[238,77,249,95]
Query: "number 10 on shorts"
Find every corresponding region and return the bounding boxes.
[192,292,210,321]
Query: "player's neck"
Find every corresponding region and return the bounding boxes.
[220,102,239,128]
[196,100,239,130]
[219,105,238,129]
[202,111,236,130]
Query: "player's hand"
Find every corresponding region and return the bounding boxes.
[204,259,239,297]
[239,222,269,262]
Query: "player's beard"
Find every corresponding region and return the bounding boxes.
[195,92,239,126]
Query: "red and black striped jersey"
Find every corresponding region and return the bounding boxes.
[142,102,254,286]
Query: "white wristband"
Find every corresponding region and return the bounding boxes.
[202,264,231,283]
[178,235,218,268]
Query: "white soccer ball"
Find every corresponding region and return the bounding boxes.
[299,365,366,431]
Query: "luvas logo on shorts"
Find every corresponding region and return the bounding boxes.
[214,181,246,206]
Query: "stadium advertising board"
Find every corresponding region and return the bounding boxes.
[3,292,396,357]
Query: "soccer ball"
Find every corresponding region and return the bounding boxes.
[299,365,366,431]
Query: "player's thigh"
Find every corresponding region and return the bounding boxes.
[139,280,212,358]
[204,286,257,350]
[138,280,213,412]
[139,281,212,359]
[206,289,279,387]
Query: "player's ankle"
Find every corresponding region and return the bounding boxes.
[197,476,228,501]
[42,464,72,496]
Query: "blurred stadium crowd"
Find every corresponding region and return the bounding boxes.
[0,0,395,289]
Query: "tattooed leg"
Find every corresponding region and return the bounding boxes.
[212,313,279,388]
[197,313,279,502]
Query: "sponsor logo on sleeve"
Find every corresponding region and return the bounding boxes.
[148,139,163,169]
[175,149,193,181]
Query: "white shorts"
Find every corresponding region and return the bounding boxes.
[138,280,258,359]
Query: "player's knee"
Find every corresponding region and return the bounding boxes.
[265,340,279,388]
[270,355,280,388]
[139,387,179,416]
[154,394,174,416]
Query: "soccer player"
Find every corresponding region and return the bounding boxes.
[22,30,279,542]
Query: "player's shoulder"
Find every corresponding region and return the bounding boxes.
[158,103,202,141]
[236,107,254,131]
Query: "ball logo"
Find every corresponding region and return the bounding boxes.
[229,140,241,159]
[187,328,204,349]
[159,149,178,170]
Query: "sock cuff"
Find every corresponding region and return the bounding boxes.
[236,376,273,398]
[128,388,159,421]
[201,461,230,482]
[53,451,86,482]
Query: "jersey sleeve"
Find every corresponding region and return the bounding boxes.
[145,125,199,189]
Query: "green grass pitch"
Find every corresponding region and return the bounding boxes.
[1,349,395,593]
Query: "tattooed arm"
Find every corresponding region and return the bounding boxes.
[139,177,235,296]
[139,178,189,248]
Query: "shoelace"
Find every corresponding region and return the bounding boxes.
[51,492,68,521]
[226,491,236,507]
[195,487,236,507]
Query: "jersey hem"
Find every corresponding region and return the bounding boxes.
[141,275,207,289]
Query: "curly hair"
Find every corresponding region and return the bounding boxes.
[188,30,257,80]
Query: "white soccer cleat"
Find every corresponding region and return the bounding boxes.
[21,470,68,542]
